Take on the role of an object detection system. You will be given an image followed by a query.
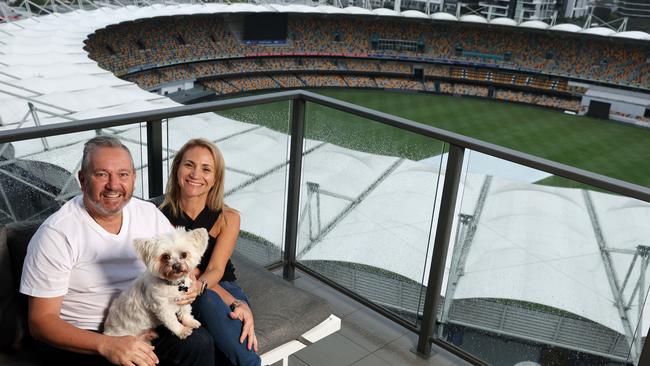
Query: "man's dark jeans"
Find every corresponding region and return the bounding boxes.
[37,326,215,366]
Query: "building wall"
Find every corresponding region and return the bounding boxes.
[617,0,650,18]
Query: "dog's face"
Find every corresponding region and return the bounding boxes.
[134,227,209,281]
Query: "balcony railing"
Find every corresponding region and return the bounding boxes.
[1,90,649,365]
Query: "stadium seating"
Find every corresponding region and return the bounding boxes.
[84,14,650,114]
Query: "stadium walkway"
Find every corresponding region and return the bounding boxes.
[269,269,471,366]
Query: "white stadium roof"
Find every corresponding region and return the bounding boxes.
[401,10,429,19]
[1,3,649,357]
[372,7,400,17]
[581,26,617,36]
[550,23,583,33]
[459,14,488,24]
[519,20,549,29]
[490,17,518,27]
[431,11,457,21]
[340,6,373,15]
[313,5,349,14]
[612,31,650,40]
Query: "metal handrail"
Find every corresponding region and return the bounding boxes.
[299,91,650,202]
[0,90,301,143]
[1,89,647,202]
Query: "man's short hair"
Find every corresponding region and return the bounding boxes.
[80,135,134,175]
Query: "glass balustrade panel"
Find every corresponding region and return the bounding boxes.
[296,101,446,325]
[106,122,157,199]
[165,103,292,266]
[0,126,151,225]
[438,149,650,366]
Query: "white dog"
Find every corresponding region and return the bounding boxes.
[104,227,209,339]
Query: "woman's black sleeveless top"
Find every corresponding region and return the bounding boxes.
[161,205,236,282]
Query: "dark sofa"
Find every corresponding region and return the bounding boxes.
[0,220,336,365]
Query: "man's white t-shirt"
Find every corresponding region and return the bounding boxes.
[20,195,174,331]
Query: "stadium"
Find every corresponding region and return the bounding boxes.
[1,1,650,365]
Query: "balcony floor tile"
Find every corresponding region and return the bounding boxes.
[350,354,393,366]
[339,307,409,353]
[268,269,473,366]
[293,332,369,366]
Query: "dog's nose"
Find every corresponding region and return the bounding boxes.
[172,263,182,272]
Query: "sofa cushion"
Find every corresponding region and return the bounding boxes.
[231,252,331,355]
[0,225,17,350]
[6,222,42,292]
[0,221,42,352]
[1,217,336,363]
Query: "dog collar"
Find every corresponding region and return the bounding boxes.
[164,279,189,292]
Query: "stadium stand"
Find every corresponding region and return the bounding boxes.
[85,15,650,87]
[83,13,650,118]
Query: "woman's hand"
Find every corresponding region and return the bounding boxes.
[229,302,258,352]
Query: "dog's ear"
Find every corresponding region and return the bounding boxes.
[190,228,209,256]
[133,238,156,264]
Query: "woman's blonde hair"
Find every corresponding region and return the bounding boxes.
[160,138,226,217]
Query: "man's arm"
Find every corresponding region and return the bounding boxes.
[28,296,159,366]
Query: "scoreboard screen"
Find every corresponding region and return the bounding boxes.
[243,14,288,42]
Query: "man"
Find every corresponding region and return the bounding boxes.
[20,136,215,366]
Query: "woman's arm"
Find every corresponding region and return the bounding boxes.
[201,208,240,289]
[193,209,258,351]
[182,210,239,305]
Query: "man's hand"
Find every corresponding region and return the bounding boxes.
[137,329,159,343]
[28,297,157,365]
[98,334,159,366]
[229,302,258,352]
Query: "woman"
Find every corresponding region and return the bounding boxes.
[159,138,261,366]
